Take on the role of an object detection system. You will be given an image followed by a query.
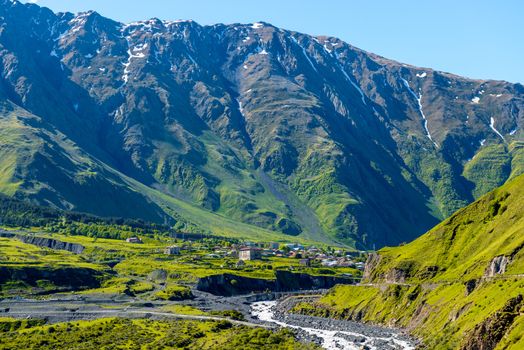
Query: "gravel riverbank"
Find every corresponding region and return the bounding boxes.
[251,299,418,350]
[1,291,418,349]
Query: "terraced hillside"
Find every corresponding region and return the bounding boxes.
[293,173,524,349]
[1,0,523,248]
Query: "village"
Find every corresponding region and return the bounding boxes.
[125,235,367,274]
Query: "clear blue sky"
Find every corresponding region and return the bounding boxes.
[23,0,523,83]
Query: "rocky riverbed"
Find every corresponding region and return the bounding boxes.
[0,290,418,349]
[251,300,417,350]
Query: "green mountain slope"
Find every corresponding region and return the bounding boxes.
[0,101,167,222]
[365,176,524,284]
[0,102,307,243]
[294,173,524,349]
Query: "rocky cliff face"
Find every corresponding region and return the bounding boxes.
[16,235,85,254]
[196,271,353,296]
[1,0,523,248]
[196,273,275,296]
[461,295,523,350]
[363,252,380,280]
[484,255,510,277]
[1,232,85,253]
[0,266,102,290]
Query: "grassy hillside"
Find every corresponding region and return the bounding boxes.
[0,237,101,270]
[293,173,524,349]
[0,317,319,349]
[365,173,524,283]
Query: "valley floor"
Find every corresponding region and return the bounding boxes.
[0,290,417,350]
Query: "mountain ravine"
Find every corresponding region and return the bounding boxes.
[0,0,523,248]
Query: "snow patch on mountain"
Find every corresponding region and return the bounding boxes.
[186,52,197,66]
[322,39,334,54]
[237,99,247,120]
[490,117,505,141]
[290,36,318,72]
[338,64,367,106]
[69,13,90,34]
[123,19,162,33]
[402,78,439,148]
[163,19,193,26]
[133,43,148,52]
[122,37,147,84]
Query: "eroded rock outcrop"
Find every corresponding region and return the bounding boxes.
[384,260,416,283]
[484,255,510,277]
[461,294,523,350]
[16,235,85,254]
[464,279,478,295]
[363,253,381,280]
[196,270,354,296]
[0,266,102,290]
[196,273,275,296]
[0,231,15,238]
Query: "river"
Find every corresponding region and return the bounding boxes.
[251,301,416,350]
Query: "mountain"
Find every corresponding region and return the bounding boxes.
[293,173,524,349]
[0,0,523,248]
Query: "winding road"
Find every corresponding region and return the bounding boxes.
[0,295,273,328]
